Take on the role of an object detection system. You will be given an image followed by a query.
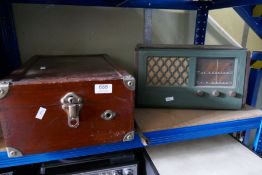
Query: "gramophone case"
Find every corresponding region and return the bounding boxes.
[136,44,250,109]
[0,55,135,157]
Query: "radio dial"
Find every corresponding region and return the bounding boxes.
[212,90,220,97]
[228,91,237,97]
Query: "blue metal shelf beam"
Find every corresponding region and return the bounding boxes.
[144,117,262,146]
[208,0,262,10]
[1,117,262,168]
[12,0,200,10]
[12,0,262,10]
[0,135,143,168]
[234,6,262,39]
[12,0,124,7]
[252,51,262,61]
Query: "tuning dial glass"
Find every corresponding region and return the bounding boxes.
[196,57,235,86]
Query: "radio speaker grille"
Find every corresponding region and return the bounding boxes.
[146,57,189,87]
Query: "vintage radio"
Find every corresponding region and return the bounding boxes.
[136,45,249,109]
[0,55,135,157]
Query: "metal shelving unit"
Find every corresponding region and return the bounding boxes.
[0,0,262,169]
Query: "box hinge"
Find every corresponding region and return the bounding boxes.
[0,79,12,99]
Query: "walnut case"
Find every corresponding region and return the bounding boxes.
[0,55,135,157]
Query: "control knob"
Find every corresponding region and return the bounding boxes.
[228,91,237,97]
[123,168,133,175]
[212,90,220,97]
[196,90,205,97]
[111,171,121,175]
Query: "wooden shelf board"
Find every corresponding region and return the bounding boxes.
[0,137,5,151]
[135,105,262,132]
[0,106,261,153]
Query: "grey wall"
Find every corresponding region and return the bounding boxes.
[13,4,239,73]
[13,4,191,74]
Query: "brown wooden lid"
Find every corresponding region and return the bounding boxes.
[6,55,126,85]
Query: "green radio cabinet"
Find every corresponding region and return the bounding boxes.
[136,45,249,109]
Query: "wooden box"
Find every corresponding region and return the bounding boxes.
[0,55,135,157]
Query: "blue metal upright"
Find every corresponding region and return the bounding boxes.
[253,120,262,154]
[0,0,21,78]
[247,52,262,154]
[194,5,209,45]
[247,51,262,107]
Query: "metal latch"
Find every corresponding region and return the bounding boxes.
[61,92,83,128]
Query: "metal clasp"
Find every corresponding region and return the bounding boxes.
[0,79,12,99]
[61,92,83,128]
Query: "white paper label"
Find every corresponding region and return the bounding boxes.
[35,107,47,120]
[95,84,112,94]
[165,96,174,102]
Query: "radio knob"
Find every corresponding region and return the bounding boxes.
[228,91,237,97]
[196,90,205,96]
[123,168,133,175]
[212,90,220,97]
[112,171,121,175]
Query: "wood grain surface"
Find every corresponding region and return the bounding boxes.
[0,140,5,151]
[135,106,262,132]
